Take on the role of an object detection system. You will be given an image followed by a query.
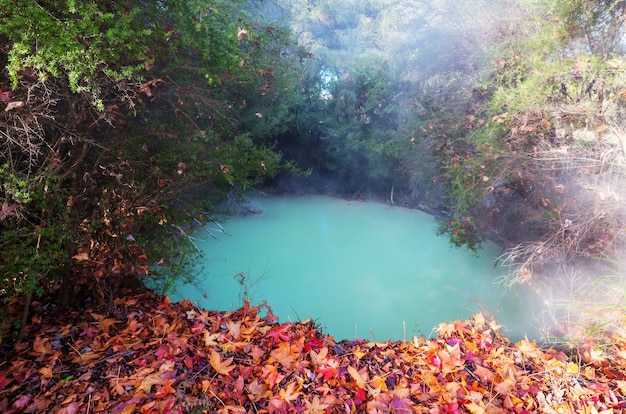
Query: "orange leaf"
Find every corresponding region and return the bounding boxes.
[370,376,387,392]
[154,378,176,399]
[473,365,495,383]
[261,364,283,389]
[247,379,270,402]
[38,366,53,379]
[121,403,136,414]
[99,318,120,333]
[305,395,331,412]
[439,345,465,374]
[279,381,300,402]
[210,351,235,375]
[270,342,297,369]
[199,379,211,393]
[227,320,242,339]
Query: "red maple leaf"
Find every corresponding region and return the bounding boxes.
[266,323,291,345]
[304,331,325,351]
[190,320,205,334]
[317,358,340,382]
[79,324,100,338]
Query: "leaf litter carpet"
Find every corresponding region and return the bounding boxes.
[1,289,626,413]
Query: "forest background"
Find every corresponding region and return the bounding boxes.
[1,0,626,345]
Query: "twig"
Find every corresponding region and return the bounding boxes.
[403,321,406,343]
[172,224,203,256]
[207,372,227,408]
[191,216,217,239]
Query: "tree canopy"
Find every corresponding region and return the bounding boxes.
[0,0,305,339]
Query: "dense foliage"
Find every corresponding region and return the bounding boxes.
[0,0,303,340]
[274,0,626,338]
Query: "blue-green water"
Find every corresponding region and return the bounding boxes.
[171,195,541,341]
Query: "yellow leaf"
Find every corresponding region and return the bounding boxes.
[488,319,502,331]
[436,321,456,337]
[494,378,515,395]
[465,401,486,414]
[204,332,220,347]
[347,365,368,389]
[139,373,164,393]
[566,362,579,374]
[309,347,328,367]
[72,251,90,262]
[353,346,366,359]
[492,112,509,123]
[210,351,235,375]
[219,340,249,353]
[516,340,542,360]
[370,376,387,392]
[237,27,248,42]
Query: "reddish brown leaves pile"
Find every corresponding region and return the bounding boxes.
[1,290,625,413]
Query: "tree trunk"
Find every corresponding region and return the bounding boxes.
[16,290,32,343]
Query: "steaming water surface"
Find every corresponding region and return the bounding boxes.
[172,195,540,341]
